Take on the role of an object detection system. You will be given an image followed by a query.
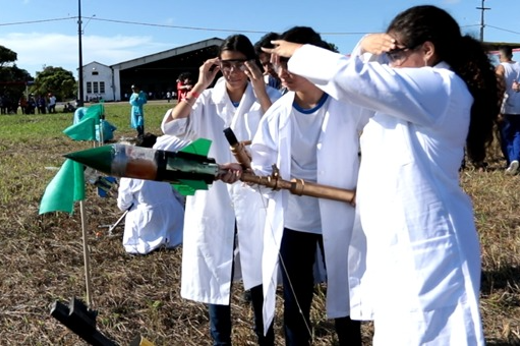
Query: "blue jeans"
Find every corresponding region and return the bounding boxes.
[280,228,361,346]
[208,303,232,346]
[500,114,520,164]
[208,285,274,346]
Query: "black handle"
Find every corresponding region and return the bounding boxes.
[223,127,238,146]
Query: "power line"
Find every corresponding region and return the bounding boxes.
[90,17,372,36]
[0,15,518,38]
[486,24,520,36]
[0,15,369,36]
[91,17,267,33]
[0,17,75,27]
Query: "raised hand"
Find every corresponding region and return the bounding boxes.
[196,57,221,90]
[360,33,396,55]
[243,60,270,101]
[261,40,303,58]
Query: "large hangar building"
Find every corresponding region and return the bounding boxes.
[81,37,224,102]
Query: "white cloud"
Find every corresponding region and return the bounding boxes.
[0,32,173,77]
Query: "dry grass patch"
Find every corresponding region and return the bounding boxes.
[0,104,519,345]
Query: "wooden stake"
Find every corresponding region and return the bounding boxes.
[79,200,93,308]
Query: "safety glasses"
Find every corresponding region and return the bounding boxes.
[219,59,248,73]
[386,43,421,66]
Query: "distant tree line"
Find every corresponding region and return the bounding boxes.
[0,44,77,111]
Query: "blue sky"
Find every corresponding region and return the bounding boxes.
[1,0,519,77]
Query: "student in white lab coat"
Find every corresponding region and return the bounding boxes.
[262,5,501,346]
[254,32,282,91]
[117,133,185,255]
[221,26,369,346]
[161,34,281,346]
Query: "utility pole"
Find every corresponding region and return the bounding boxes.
[77,0,84,107]
[476,0,491,42]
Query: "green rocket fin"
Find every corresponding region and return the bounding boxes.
[179,138,212,156]
[172,179,209,196]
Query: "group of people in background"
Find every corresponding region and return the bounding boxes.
[117,5,507,346]
[0,92,56,115]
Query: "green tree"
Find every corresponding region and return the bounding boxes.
[0,45,33,111]
[0,46,18,67]
[31,66,76,101]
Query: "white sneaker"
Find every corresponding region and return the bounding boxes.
[506,160,519,174]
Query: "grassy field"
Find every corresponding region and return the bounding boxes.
[0,101,519,345]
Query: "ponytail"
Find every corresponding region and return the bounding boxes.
[447,35,502,163]
[387,5,502,164]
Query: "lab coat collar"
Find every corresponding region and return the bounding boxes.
[210,77,228,104]
[277,91,296,132]
[211,77,256,127]
[434,61,450,70]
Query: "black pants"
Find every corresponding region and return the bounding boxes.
[280,228,362,346]
[208,284,274,346]
[207,223,274,346]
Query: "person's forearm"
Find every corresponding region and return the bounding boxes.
[166,83,206,123]
[256,89,272,114]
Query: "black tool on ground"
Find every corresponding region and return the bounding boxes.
[50,297,117,346]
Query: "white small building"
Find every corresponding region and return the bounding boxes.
[80,61,115,102]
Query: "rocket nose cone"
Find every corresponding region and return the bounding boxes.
[64,145,115,175]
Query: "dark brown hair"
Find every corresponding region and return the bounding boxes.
[388,5,501,163]
[219,34,257,61]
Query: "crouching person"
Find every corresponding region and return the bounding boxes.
[117,133,185,254]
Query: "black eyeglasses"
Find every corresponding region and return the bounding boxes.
[386,44,421,65]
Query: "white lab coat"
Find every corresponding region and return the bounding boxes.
[117,135,189,255]
[251,92,368,333]
[117,178,184,255]
[161,77,281,304]
[289,44,484,345]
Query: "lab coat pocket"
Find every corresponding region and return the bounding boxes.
[410,234,465,312]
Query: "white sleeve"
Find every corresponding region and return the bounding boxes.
[350,35,389,64]
[160,93,208,140]
[117,178,134,211]
[250,112,279,177]
[289,44,451,126]
[161,109,190,137]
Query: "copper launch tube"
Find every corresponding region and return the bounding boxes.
[223,128,356,204]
